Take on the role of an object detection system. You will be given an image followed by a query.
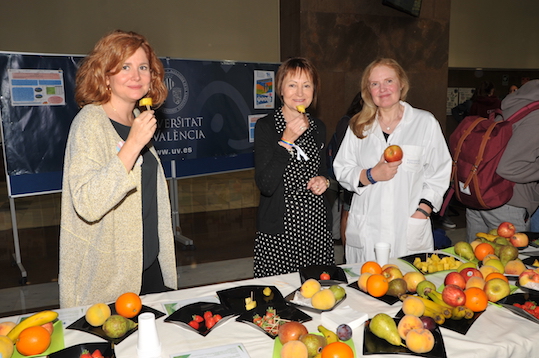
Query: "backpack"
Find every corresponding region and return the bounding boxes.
[449,101,539,210]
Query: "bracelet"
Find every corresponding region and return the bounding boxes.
[280,139,294,146]
[366,168,377,184]
[416,207,431,218]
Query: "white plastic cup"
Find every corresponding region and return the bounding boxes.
[137,312,162,358]
[374,242,391,267]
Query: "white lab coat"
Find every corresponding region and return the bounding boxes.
[334,101,451,263]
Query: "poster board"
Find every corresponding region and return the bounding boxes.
[0,51,279,198]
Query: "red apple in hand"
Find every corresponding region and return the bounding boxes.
[384,145,403,162]
[444,271,466,289]
[510,232,529,248]
[497,222,516,238]
[459,267,483,283]
[442,284,466,307]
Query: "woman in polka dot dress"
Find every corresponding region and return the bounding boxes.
[253,57,335,278]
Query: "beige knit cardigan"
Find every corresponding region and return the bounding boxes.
[59,104,177,308]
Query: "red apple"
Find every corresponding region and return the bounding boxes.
[444,271,466,290]
[459,267,483,283]
[442,284,466,307]
[383,145,403,162]
[41,321,54,335]
[519,269,539,287]
[278,321,308,344]
[510,232,529,248]
[483,278,511,303]
[497,222,516,238]
[382,266,403,282]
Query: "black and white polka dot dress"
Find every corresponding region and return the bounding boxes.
[254,111,335,278]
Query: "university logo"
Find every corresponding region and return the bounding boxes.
[162,67,189,114]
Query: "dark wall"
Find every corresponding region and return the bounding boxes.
[280,0,451,141]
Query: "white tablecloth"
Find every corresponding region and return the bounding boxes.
[5,258,539,358]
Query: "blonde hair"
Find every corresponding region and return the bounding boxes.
[350,58,409,139]
[75,30,167,108]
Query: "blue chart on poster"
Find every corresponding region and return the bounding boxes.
[0,52,279,197]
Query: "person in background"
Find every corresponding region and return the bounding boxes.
[469,80,502,118]
[334,58,451,264]
[509,84,519,94]
[330,91,364,252]
[466,79,539,241]
[253,57,335,277]
[59,30,177,308]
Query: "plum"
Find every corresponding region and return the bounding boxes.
[336,323,352,341]
[420,316,437,331]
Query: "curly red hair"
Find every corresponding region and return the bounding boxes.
[75,30,167,108]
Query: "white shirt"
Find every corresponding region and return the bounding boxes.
[334,101,451,263]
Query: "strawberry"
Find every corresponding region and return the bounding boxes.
[91,349,104,358]
[188,320,199,330]
[205,316,216,329]
[80,350,92,358]
[192,314,204,322]
[203,311,213,320]
[213,314,222,322]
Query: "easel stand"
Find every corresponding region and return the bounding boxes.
[9,196,27,284]
[168,160,195,250]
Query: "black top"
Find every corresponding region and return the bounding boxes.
[111,120,159,270]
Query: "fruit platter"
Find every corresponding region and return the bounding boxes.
[164,302,234,336]
[49,342,113,358]
[284,279,347,313]
[399,252,464,274]
[67,293,164,345]
[363,315,446,358]
[501,292,539,324]
[216,285,284,315]
[299,265,348,284]
[9,319,64,358]
[236,303,311,339]
[271,320,355,358]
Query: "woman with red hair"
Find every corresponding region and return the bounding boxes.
[59,30,177,308]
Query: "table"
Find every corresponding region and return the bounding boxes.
[4,256,539,358]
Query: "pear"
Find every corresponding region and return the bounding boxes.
[416,280,436,299]
[489,228,498,236]
[102,314,137,338]
[499,244,519,266]
[495,237,510,246]
[328,285,346,301]
[369,313,404,347]
[386,278,407,298]
[454,241,475,261]
[300,333,327,357]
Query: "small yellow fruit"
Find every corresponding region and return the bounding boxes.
[85,303,112,327]
[311,289,336,310]
[402,296,425,317]
[0,335,14,358]
[300,278,321,298]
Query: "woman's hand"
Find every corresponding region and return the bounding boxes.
[281,112,309,143]
[307,176,329,195]
[370,154,401,182]
[127,110,157,150]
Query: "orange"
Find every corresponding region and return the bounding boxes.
[16,326,51,356]
[464,287,488,312]
[366,273,389,297]
[474,243,495,261]
[115,292,142,318]
[321,341,354,358]
[485,272,509,283]
[361,261,382,275]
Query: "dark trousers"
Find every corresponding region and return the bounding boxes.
[140,258,174,295]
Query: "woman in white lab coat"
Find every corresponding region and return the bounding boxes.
[333,58,451,264]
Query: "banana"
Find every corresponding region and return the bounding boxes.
[411,294,451,318]
[427,291,454,310]
[422,307,445,325]
[476,232,497,242]
[318,325,338,344]
[463,307,475,319]
[450,306,467,320]
[7,310,58,343]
